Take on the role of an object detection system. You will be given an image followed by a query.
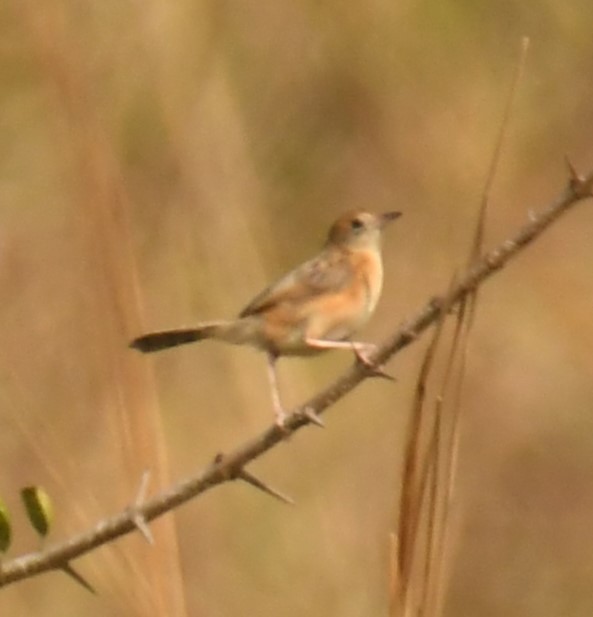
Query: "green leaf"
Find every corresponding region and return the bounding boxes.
[0,498,11,553]
[21,486,53,538]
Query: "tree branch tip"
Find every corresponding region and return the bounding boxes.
[237,470,295,505]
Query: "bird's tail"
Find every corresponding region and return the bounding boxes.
[130,321,230,353]
[130,319,257,353]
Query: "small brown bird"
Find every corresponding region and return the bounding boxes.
[131,210,401,425]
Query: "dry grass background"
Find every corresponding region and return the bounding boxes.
[1,1,593,615]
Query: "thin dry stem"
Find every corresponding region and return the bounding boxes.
[470,36,530,263]
[420,38,531,617]
[395,274,457,613]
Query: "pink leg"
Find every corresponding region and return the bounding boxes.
[266,352,325,429]
[305,338,394,381]
[266,353,287,426]
[305,338,377,361]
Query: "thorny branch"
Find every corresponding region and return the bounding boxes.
[1,167,592,590]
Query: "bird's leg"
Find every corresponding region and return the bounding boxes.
[266,352,288,427]
[305,338,395,381]
[305,338,375,354]
[265,352,325,429]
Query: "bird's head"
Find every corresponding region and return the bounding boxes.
[326,210,401,250]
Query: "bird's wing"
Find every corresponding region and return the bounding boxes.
[239,250,354,317]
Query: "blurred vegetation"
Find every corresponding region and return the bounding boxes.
[1,1,593,615]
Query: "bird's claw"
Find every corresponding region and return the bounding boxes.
[274,409,291,433]
[352,343,396,382]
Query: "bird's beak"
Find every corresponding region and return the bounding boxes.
[379,211,402,228]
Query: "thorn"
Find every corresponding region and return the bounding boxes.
[365,366,397,382]
[132,513,154,545]
[565,155,579,182]
[565,156,593,198]
[134,470,151,506]
[237,470,295,505]
[61,562,97,595]
[130,470,154,545]
[300,407,325,428]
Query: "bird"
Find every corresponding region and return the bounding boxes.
[130,210,401,426]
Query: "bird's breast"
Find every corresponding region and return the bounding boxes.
[300,247,383,343]
[354,247,384,317]
[253,247,384,355]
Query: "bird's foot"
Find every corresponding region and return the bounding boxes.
[274,409,291,432]
[352,342,396,382]
[351,341,378,363]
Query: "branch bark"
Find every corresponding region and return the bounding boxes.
[1,168,592,589]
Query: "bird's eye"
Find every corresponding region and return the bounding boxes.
[350,218,364,231]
